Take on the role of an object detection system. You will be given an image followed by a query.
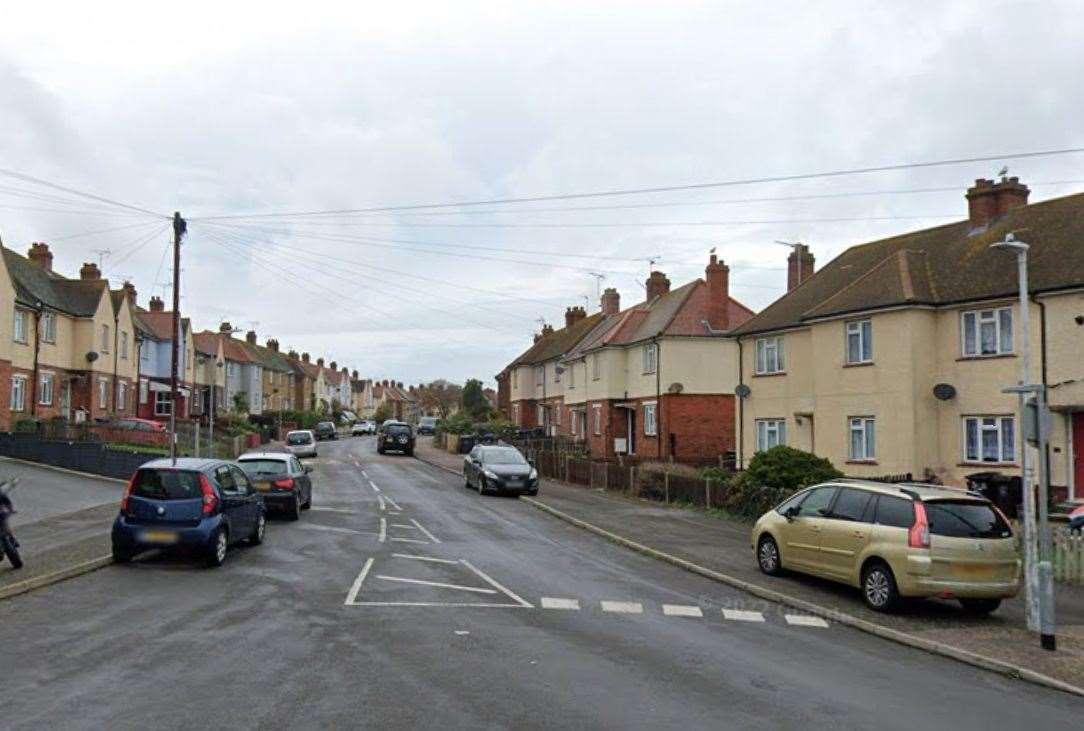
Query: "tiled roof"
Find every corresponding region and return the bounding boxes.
[3,248,107,316]
[731,189,1084,336]
[134,310,181,341]
[287,356,320,379]
[219,336,253,363]
[511,312,606,367]
[239,340,292,373]
[193,331,221,357]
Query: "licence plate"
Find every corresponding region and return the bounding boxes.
[954,563,996,579]
[142,530,178,544]
[255,482,272,492]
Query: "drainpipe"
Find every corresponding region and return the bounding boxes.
[1036,296,1052,497]
[655,337,662,460]
[30,302,43,417]
[112,309,120,416]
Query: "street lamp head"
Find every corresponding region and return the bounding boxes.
[990,232,1029,253]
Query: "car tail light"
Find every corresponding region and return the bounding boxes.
[120,473,137,513]
[274,478,294,490]
[199,473,219,515]
[908,500,930,549]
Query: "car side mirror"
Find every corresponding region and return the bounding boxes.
[783,506,800,521]
[528,458,536,467]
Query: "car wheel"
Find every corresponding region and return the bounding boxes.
[111,544,132,564]
[478,476,488,495]
[959,598,1001,615]
[287,495,301,521]
[206,528,228,568]
[465,474,472,489]
[249,513,266,545]
[757,535,782,576]
[2,533,24,569]
[861,561,900,612]
[302,490,312,510]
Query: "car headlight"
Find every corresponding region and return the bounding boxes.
[529,468,538,480]
[483,470,499,480]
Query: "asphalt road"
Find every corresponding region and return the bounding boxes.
[0,437,1078,729]
[0,457,123,526]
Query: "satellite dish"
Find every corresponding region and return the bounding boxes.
[933,383,956,401]
[85,351,99,363]
[668,382,684,394]
[735,384,751,398]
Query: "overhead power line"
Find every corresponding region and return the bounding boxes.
[0,168,169,219]
[188,146,1084,220]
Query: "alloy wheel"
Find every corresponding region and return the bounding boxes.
[256,515,265,542]
[865,568,890,608]
[758,538,779,573]
[215,531,228,564]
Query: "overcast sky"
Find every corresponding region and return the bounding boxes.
[2,1,1082,387]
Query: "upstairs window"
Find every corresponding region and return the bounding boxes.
[643,343,658,374]
[962,307,1013,356]
[13,309,27,344]
[592,353,601,380]
[845,319,872,364]
[755,337,784,374]
[101,324,111,353]
[568,364,575,388]
[535,367,544,387]
[120,331,129,359]
[41,311,57,343]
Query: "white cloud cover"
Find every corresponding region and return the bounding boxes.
[2,1,1082,385]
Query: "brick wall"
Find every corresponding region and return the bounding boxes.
[580,393,736,461]
[0,360,11,432]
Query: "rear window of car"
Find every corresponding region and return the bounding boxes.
[483,448,527,465]
[317,422,334,429]
[926,500,1012,539]
[873,495,914,528]
[238,459,289,476]
[287,433,312,445]
[386,424,411,435]
[131,469,202,500]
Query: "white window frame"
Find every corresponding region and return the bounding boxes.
[848,416,876,461]
[10,376,27,412]
[755,418,786,451]
[98,378,109,409]
[139,379,149,405]
[38,371,54,406]
[963,415,1015,464]
[845,320,873,364]
[643,343,658,374]
[593,404,602,435]
[535,366,544,387]
[120,331,128,359]
[755,336,785,375]
[13,309,28,344]
[41,311,56,344]
[571,410,578,436]
[536,404,545,427]
[117,381,126,411]
[643,402,658,436]
[554,364,560,383]
[568,363,575,388]
[961,307,1013,357]
[154,390,172,416]
[592,354,600,380]
[554,405,561,426]
[100,324,110,353]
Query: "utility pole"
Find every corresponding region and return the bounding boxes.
[169,212,186,464]
[992,232,1056,650]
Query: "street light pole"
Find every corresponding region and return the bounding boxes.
[169,212,186,465]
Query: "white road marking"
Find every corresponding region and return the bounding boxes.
[391,553,458,565]
[454,631,470,636]
[375,575,497,594]
[368,480,380,493]
[784,614,829,628]
[460,560,534,608]
[361,470,369,478]
[378,517,387,543]
[722,609,765,622]
[390,537,429,544]
[387,511,402,516]
[410,518,441,544]
[377,495,387,511]
[540,597,580,610]
[344,558,374,605]
[344,601,527,608]
[600,601,643,614]
[382,495,402,511]
[308,507,358,515]
[662,604,703,618]
[298,524,367,536]
[390,523,416,530]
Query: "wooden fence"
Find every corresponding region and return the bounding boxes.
[538,455,729,509]
[1053,527,1083,585]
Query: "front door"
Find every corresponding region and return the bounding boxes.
[1073,413,1084,501]
[626,409,636,455]
[60,380,72,421]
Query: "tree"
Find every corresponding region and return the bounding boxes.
[373,403,394,424]
[461,379,490,421]
[232,391,248,414]
[415,379,462,419]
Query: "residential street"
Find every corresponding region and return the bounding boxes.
[0,439,1078,730]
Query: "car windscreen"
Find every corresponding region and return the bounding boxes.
[926,500,1012,539]
[386,424,411,435]
[238,459,289,477]
[483,449,527,465]
[286,433,312,445]
[317,423,334,430]
[131,469,203,501]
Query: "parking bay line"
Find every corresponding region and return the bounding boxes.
[600,601,643,614]
[784,614,829,628]
[391,553,458,564]
[390,537,429,544]
[461,560,534,608]
[382,495,402,511]
[378,517,387,543]
[662,604,703,618]
[374,575,497,594]
[369,480,380,493]
[722,609,765,623]
[410,518,441,544]
[344,558,374,605]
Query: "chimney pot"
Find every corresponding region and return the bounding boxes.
[316,357,324,367]
[352,369,359,379]
[219,322,233,335]
[301,352,310,363]
[288,349,299,359]
[786,244,816,291]
[148,296,165,312]
[245,330,257,344]
[122,281,137,305]
[967,176,1029,230]
[645,271,671,301]
[600,287,621,315]
[266,339,279,351]
[79,262,101,280]
[704,254,730,331]
[330,361,337,370]
[27,242,53,272]
[564,305,587,328]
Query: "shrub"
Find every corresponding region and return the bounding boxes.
[723,446,842,519]
[14,418,40,434]
[698,466,732,483]
[436,412,473,435]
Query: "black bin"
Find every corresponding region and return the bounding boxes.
[457,434,476,454]
[966,471,1022,519]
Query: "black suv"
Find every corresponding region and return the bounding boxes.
[377,422,415,456]
[313,421,338,441]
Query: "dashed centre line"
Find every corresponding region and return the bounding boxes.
[600,601,643,614]
[784,614,829,628]
[541,597,580,610]
[722,609,765,623]
[378,517,387,543]
[662,604,703,618]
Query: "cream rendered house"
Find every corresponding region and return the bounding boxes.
[732,177,1084,503]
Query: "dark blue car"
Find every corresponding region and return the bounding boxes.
[1070,505,1084,534]
[111,458,266,567]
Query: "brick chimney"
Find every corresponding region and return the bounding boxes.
[245,330,257,344]
[786,244,815,291]
[352,369,359,379]
[317,357,324,367]
[967,176,1030,229]
[600,287,620,315]
[397,381,404,388]
[564,306,587,328]
[28,243,53,271]
[122,281,137,305]
[704,254,730,331]
[330,361,337,371]
[301,352,310,363]
[646,271,670,301]
[288,349,299,360]
[382,379,389,386]
[79,262,101,280]
[266,339,279,352]
[533,333,542,343]
[541,324,554,337]
[219,322,233,336]
[149,296,165,312]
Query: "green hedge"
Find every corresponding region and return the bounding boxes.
[721,446,842,519]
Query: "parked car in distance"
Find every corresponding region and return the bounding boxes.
[285,430,318,458]
[416,416,438,435]
[1069,504,1084,534]
[377,421,415,456]
[463,445,538,496]
[352,420,376,436]
[314,421,338,441]
[115,418,167,432]
[111,458,266,567]
[752,480,1019,614]
[237,452,313,520]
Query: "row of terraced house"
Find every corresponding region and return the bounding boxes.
[497,176,1084,504]
[0,241,413,431]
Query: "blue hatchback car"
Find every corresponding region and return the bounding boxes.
[111,458,266,567]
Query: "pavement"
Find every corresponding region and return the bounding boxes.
[415,437,1084,692]
[0,436,1080,729]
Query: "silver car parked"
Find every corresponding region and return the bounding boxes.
[285,429,318,458]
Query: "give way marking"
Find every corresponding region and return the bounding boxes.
[344,555,533,609]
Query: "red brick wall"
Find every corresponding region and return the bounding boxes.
[661,393,736,460]
[0,360,11,432]
[511,399,537,428]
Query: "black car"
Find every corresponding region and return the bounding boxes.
[416,416,438,435]
[313,421,338,441]
[378,422,415,456]
[237,452,313,520]
[463,445,538,496]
